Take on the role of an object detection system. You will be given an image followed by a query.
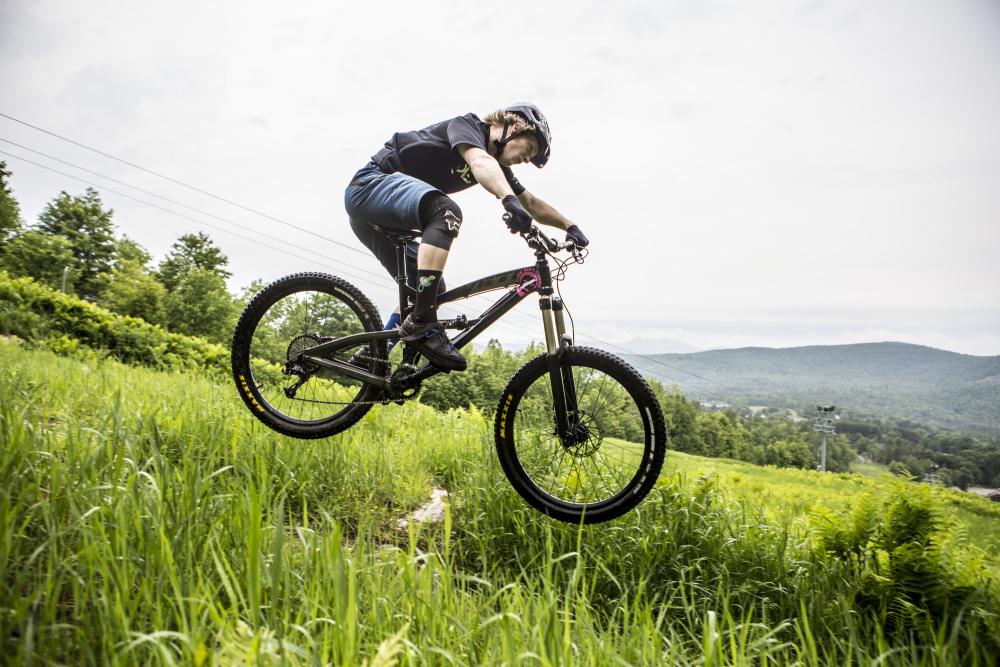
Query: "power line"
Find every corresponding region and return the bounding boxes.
[0,111,370,257]
[1,144,728,396]
[571,331,738,396]
[0,148,544,343]
[0,136,379,274]
[0,135,550,325]
[0,117,734,397]
[0,148,390,287]
[0,142,544,326]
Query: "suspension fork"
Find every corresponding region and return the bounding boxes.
[541,295,580,441]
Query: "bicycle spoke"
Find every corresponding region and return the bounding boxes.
[509,357,655,507]
[587,373,614,422]
[247,286,381,421]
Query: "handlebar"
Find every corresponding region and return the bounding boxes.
[528,225,570,253]
[502,213,578,254]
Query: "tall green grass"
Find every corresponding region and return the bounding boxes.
[2,342,998,665]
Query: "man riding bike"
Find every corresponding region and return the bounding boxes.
[345,103,589,372]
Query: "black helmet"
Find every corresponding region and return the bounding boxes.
[496,103,552,168]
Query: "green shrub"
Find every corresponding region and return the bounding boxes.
[812,483,1000,651]
[0,270,229,374]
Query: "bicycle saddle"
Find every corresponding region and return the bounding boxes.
[371,225,417,242]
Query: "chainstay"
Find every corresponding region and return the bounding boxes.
[282,350,421,406]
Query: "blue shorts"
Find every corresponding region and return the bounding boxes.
[344,161,440,233]
[345,162,446,292]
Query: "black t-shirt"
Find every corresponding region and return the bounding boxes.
[371,113,526,196]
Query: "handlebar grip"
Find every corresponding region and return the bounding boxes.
[502,212,512,223]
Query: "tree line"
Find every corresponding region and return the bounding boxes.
[837,415,1000,489]
[0,162,238,345]
[4,162,996,486]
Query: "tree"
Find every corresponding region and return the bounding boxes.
[163,268,236,343]
[419,340,543,413]
[0,231,77,290]
[765,439,815,468]
[157,232,231,291]
[695,411,750,459]
[0,162,22,246]
[114,235,153,267]
[649,380,700,453]
[36,188,116,300]
[99,237,166,324]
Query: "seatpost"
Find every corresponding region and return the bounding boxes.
[394,238,410,317]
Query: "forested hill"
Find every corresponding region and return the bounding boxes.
[623,342,1000,434]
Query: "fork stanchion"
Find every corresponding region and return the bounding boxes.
[539,296,558,354]
[552,296,571,347]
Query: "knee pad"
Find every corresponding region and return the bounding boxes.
[419,192,462,251]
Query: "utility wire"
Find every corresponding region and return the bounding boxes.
[0,149,393,293]
[0,136,547,327]
[0,140,544,326]
[5,147,727,396]
[0,111,370,257]
[0,137,390,282]
[0,148,542,343]
[0,117,733,397]
[572,331,738,396]
[0,117,545,329]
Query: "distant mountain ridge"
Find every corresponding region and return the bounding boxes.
[622,342,1000,434]
[617,337,699,354]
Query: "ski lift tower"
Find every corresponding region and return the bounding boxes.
[813,405,836,472]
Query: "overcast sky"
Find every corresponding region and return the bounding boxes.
[2,0,998,356]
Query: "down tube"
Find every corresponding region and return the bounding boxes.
[450,288,529,351]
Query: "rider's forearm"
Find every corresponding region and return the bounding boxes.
[521,195,572,231]
[467,154,516,200]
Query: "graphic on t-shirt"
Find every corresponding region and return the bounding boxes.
[451,163,473,185]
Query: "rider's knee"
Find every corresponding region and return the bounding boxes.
[419,192,462,251]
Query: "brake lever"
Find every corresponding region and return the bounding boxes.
[503,216,571,254]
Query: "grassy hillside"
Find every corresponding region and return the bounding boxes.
[2,341,999,665]
[625,342,1000,433]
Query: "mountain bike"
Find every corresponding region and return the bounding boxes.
[231,221,667,523]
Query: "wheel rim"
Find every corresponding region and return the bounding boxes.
[246,286,378,425]
[510,362,651,507]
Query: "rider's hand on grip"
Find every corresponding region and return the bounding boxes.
[565,224,590,248]
[502,195,532,234]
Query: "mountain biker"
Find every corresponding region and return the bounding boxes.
[345,103,589,372]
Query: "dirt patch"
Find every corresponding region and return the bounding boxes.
[396,488,449,530]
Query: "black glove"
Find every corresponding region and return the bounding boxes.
[502,195,532,234]
[565,224,589,248]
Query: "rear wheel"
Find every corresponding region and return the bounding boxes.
[495,347,667,523]
[231,272,385,439]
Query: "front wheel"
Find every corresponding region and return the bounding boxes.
[495,347,667,524]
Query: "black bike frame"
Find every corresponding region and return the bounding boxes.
[292,230,582,441]
[296,236,567,386]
